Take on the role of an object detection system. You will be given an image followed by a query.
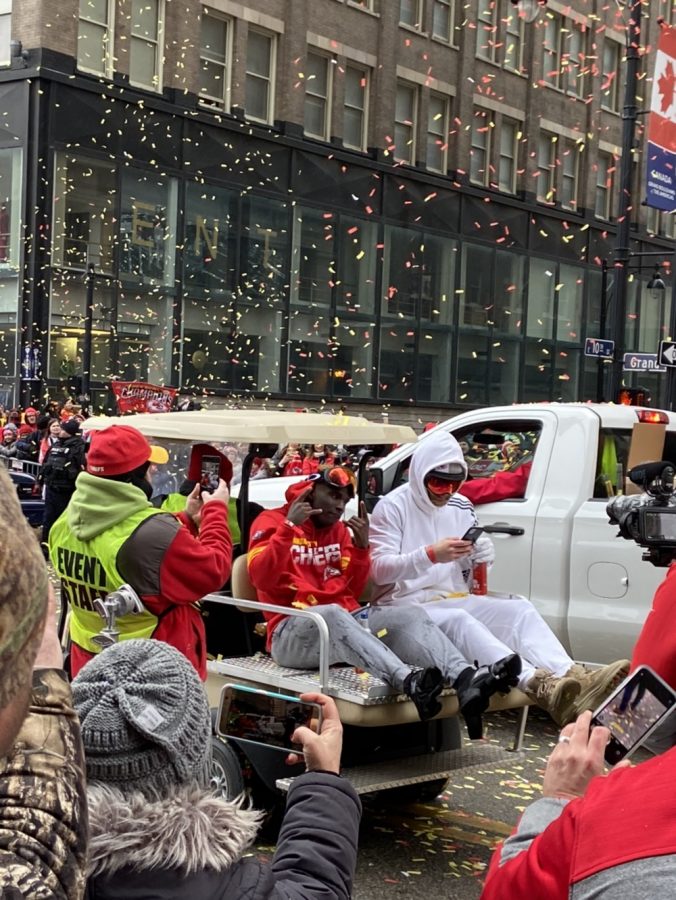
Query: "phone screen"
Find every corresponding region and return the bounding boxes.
[592,666,676,764]
[200,455,221,493]
[217,684,321,754]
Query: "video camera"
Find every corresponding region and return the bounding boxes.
[607,461,676,567]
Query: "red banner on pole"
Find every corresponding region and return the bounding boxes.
[110,381,177,414]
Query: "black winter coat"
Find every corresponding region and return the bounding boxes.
[84,772,361,900]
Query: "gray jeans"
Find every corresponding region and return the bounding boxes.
[271,604,469,692]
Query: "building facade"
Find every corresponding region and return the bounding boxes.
[0,0,674,416]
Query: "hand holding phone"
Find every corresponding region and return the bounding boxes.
[218,684,323,755]
[200,455,221,493]
[543,710,611,802]
[462,526,485,543]
[591,665,676,765]
[285,692,343,774]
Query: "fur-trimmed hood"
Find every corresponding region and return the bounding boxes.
[87,784,264,878]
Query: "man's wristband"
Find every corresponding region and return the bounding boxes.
[426,544,437,563]
[284,518,296,529]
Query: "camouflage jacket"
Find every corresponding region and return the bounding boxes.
[0,669,87,899]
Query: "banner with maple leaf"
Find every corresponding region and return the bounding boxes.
[647,26,676,211]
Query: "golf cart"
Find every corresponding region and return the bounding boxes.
[82,409,531,811]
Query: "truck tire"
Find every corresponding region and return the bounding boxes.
[210,737,245,800]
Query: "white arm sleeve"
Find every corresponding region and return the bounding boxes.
[369,504,433,585]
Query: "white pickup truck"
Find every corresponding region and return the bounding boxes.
[247,403,674,665]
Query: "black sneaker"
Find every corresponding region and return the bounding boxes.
[403,666,444,721]
[453,653,522,739]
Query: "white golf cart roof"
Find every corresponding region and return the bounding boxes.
[81,409,418,446]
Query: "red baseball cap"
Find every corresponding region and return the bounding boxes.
[86,425,169,477]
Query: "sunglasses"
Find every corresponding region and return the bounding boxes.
[425,475,463,496]
[308,466,357,494]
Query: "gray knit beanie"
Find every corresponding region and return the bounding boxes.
[72,639,212,796]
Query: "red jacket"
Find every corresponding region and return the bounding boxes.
[70,503,232,680]
[631,562,676,689]
[462,463,532,505]
[247,483,370,650]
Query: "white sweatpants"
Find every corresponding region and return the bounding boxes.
[416,594,574,692]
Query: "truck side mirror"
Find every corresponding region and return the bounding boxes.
[365,467,383,499]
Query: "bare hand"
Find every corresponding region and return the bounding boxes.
[543,711,629,801]
[34,584,63,670]
[287,485,323,525]
[346,501,369,549]
[185,483,204,525]
[429,537,473,563]
[286,692,343,773]
[202,478,230,505]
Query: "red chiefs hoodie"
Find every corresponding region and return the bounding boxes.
[247,480,370,650]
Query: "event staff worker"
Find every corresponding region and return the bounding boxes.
[48,424,232,679]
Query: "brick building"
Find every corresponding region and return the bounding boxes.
[0,0,673,417]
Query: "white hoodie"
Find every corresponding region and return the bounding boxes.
[370,431,489,605]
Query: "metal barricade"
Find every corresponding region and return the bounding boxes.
[0,457,42,479]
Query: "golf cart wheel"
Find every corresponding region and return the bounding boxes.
[210,737,245,800]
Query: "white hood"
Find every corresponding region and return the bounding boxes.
[369,432,477,604]
[408,431,468,515]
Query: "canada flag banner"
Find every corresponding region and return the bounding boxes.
[647,26,676,210]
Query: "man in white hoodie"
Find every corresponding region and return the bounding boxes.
[368,431,629,726]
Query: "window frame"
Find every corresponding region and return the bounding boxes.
[432,0,454,44]
[498,117,519,194]
[562,22,585,99]
[77,0,114,77]
[343,64,369,151]
[426,91,450,174]
[198,8,232,111]
[601,38,621,113]
[542,12,562,89]
[470,107,493,187]
[560,138,581,211]
[129,0,164,92]
[304,49,333,141]
[476,0,498,63]
[595,151,615,220]
[536,131,557,204]
[394,80,418,165]
[245,26,277,125]
[503,1,524,73]
[400,0,424,29]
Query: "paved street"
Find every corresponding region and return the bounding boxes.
[254,706,650,899]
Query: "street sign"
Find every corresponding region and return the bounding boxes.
[584,338,615,359]
[659,341,676,367]
[622,352,667,373]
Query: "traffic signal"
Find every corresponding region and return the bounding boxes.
[616,387,651,407]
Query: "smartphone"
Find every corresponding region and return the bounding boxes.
[591,665,676,765]
[200,454,221,493]
[217,684,322,754]
[462,526,485,543]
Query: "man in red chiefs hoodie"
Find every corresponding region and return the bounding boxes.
[247,466,521,726]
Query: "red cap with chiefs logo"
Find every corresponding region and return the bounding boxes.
[86,425,169,477]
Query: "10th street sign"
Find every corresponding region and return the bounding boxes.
[584,338,615,359]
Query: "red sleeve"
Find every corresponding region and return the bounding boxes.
[482,802,576,900]
[631,563,676,688]
[462,463,532,505]
[158,501,232,603]
[247,512,298,589]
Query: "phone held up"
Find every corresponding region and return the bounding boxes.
[200,454,221,493]
[217,683,322,754]
[462,525,485,543]
[591,665,676,765]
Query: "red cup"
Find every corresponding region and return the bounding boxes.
[472,561,488,595]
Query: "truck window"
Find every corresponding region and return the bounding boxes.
[595,428,676,498]
[392,420,541,492]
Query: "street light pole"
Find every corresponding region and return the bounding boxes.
[609,0,643,400]
[82,263,95,407]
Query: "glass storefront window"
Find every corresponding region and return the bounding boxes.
[290,206,335,309]
[418,329,452,402]
[457,332,489,405]
[494,250,525,335]
[0,147,22,377]
[183,181,237,296]
[332,317,376,398]
[526,257,556,339]
[554,346,580,401]
[49,271,115,382]
[489,341,521,406]
[557,263,584,342]
[287,309,331,394]
[240,195,289,301]
[338,217,377,314]
[119,170,177,287]
[378,323,416,401]
[383,226,455,325]
[523,341,553,401]
[117,285,173,384]
[460,243,492,329]
[52,153,116,272]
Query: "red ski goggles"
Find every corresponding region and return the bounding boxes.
[425,474,464,496]
[307,466,357,497]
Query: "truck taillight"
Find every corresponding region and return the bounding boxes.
[636,410,669,424]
